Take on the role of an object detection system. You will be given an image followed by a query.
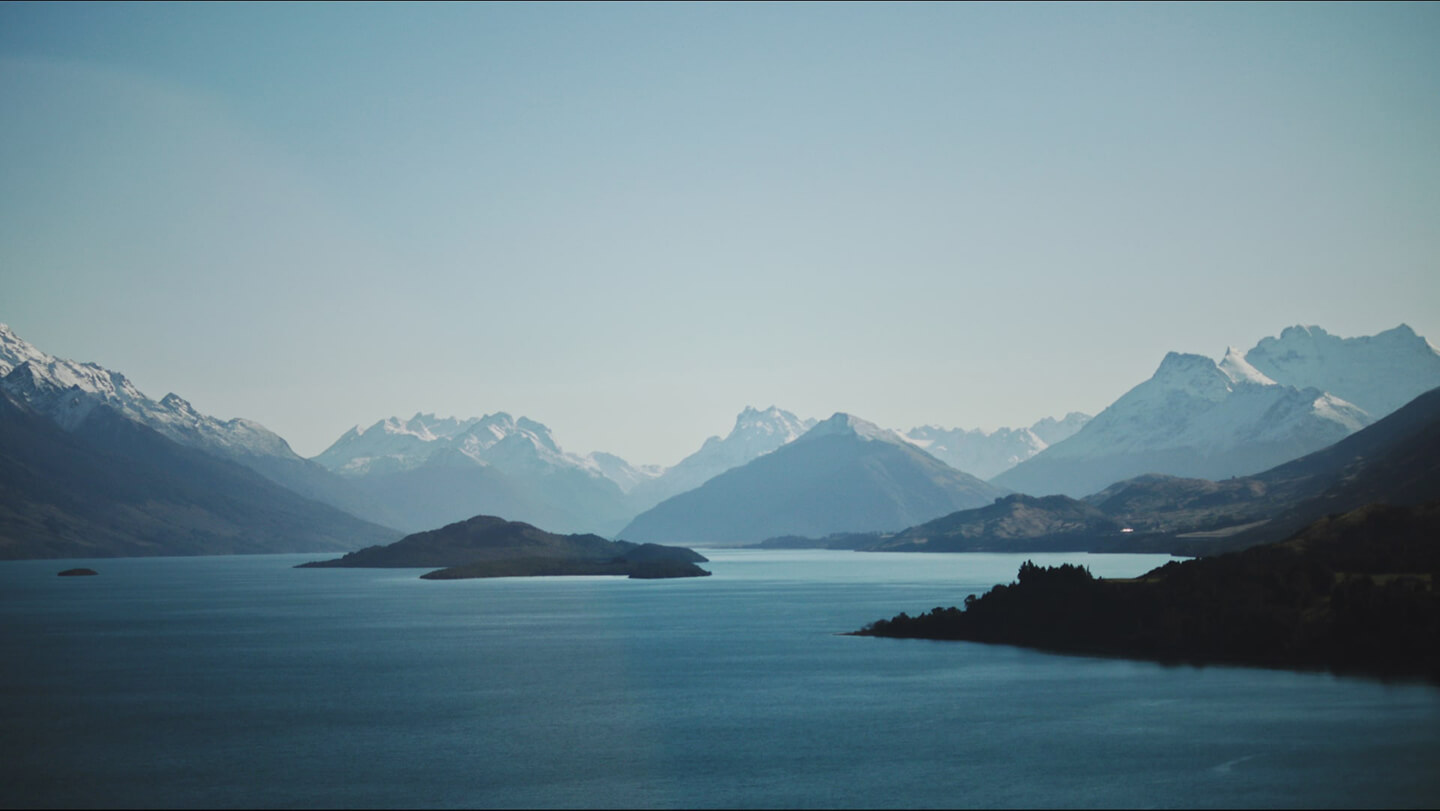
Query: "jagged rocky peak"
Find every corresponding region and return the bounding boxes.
[364,412,478,441]
[516,416,560,452]
[159,392,204,417]
[701,406,816,453]
[621,405,818,512]
[1218,347,1276,386]
[0,323,50,375]
[734,404,811,434]
[2,361,53,394]
[1148,352,1235,401]
[690,406,815,455]
[1244,324,1440,419]
[0,323,301,462]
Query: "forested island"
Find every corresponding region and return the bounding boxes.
[300,515,710,580]
[853,501,1440,682]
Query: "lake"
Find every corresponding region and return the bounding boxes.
[2,548,1437,808]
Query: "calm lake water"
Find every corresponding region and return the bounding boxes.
[2,548,1437,809]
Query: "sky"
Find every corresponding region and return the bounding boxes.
[2,2,1437,467]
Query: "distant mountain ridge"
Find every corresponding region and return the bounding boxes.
[315,411,639,484]
[311,410,636,535]
[903,412,1090,480]
[784,384,1440,557]
[1245,324,1440,418]
[10,318,1431,554]
[997,325,1440,498]
[624,406,816,512]
[993,338,1382,497]
[620,413,1009,545]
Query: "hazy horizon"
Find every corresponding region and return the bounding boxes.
[4,2,1437,466]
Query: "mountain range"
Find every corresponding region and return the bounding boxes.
[992,326,1440,497]
[788,383,1440,557]
[2,320,1437,560]
[311,411,635,535]
[902,413,1090,480]
[624,406,816,512]
[0,325,399,529]
[619,414,1008,545]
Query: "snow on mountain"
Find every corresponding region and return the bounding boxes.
[311,413,480,476]
[625,406,816,512]
[619,411,1009,545]
[904,426,1045,480]
[0,323,297,458]
[1245,324,1440,419]
[993,346,1372,497]
[1217,346,1276,386]
[0,325,50,375]
[583,452,663,494]
[1027,412,1091,446]
[313,410,611,482]
[1049,350,1369,455]
[312,410,636,535]
[903,413,1092,480]
[0,323,403,528]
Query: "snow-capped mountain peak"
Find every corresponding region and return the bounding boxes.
[0,323,50,376]
[1148,351,1237,402]
[315,408,605,483]
[622,405,817,511]
[516,416,561,453]
[733,405,811,437]
[1245,324,1440,419]
[0,325,298,458]
[992,333,1386,497]
[1218,347,1277,386]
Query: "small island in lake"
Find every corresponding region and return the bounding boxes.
[57,568,97,576]
[853,500,1440,682]
[299,514,710,580]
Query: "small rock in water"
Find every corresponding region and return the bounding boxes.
[57,568,98,577]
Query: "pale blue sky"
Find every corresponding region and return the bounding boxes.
[2,2,1437,465]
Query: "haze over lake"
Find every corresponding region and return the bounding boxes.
[3,5,1439,808]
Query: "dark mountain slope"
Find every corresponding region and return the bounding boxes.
[0,394,398,560]
[1170,386,1440,554]
[620,415,1006,545]
[871,494,1134,553]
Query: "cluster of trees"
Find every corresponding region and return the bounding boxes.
[855,504,1440,682]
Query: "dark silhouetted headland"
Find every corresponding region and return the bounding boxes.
[854,501,1440,682]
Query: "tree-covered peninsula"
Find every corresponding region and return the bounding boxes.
[854,501,1440,682]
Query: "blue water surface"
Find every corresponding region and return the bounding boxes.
[2,549,1437,809]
